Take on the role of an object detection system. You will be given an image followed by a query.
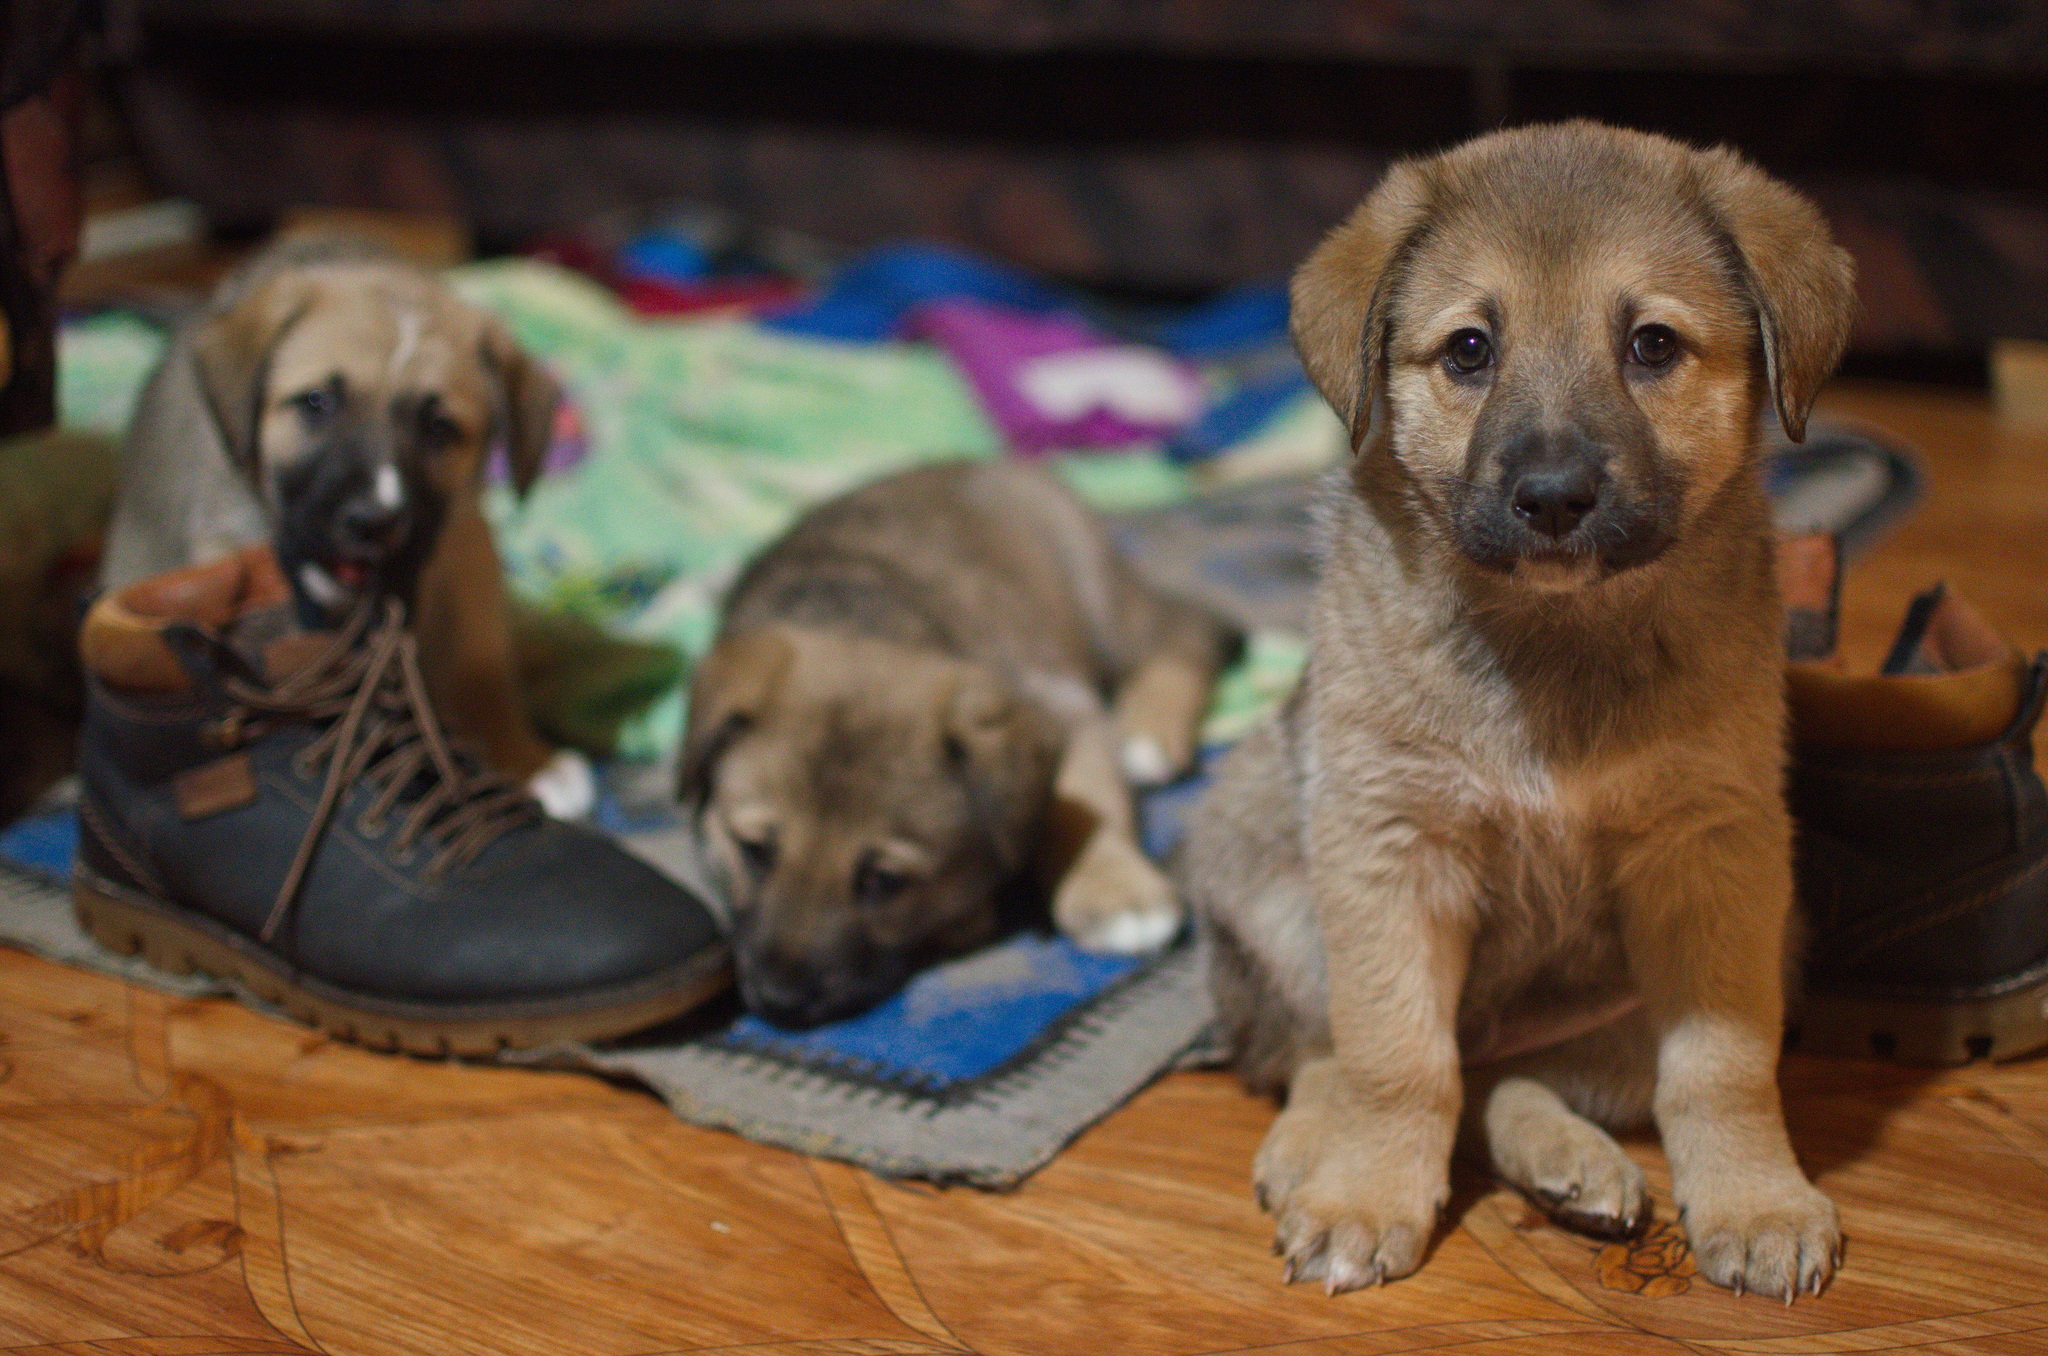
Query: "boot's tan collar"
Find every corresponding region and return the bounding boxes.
[1790,588,2027,752]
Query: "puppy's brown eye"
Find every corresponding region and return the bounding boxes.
[289,388,338,426]
[735,835,776,876]
[854,859,912,911]
[1629,324,1680,369]
[1444,329,1493,376]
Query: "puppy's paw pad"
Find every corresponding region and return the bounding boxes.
[1075,907,1180,954]
[1119,734,1177,788]
[528,750,597,820]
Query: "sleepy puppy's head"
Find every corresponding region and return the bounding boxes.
[1293,121,1855,593]
[189,249,559,622]
[679,624,1058,1028]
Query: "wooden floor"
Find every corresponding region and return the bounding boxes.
[4,382,2047,1356]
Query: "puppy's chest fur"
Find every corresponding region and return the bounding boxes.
[1447,759,1636,1030]
[1306,489,1780,1030]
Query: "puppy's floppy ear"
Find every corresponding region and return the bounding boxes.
[943,671,1056,874]
[1695,147,1857,443]
[678,626,793,808]
[188,275,316,482]
[480,318,562,497]
[1290,159,1432,450]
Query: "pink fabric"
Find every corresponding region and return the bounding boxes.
[905,299,1202,456]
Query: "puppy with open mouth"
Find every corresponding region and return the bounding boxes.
[100,236,593,816]
[1178,122,1856,1298]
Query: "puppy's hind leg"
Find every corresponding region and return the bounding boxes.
[1049,716,1180,953]
[1112,654,1214,788]
[1109,585,1239,790]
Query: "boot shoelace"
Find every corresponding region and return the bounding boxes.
[213,599,541,944]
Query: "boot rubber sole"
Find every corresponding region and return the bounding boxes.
[73,864,731,1057]
[1791,956,2048,1065]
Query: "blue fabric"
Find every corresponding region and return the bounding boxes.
[1157,283,1290,359]
[0,808,74,877]
[717,933,1147,1089]
[1164,363,1312,464]
[618,233,712,285]
[763,242,1074,342]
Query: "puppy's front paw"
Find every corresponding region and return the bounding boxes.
[1254,1099,1449,1292]
[1054,834,1181,953]
[1681,1174,1840,1301]
[1486,1082,1648,1240]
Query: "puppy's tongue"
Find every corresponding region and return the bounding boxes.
[332,559,372,589]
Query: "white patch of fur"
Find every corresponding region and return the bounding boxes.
[373,464,404,510]
[1075,906,1180,954]
[388,308,422,377]
[528,749,597,820]
[1119,733,1174,787]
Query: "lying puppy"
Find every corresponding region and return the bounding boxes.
[100,237,592,816]
[1179,122,1856,1298]
[682,460,1238,1028]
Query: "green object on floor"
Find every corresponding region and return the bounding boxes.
[0,427,118,686]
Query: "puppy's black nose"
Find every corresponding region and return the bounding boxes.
[335,496,406,551]
[739,957,830,1029]
[1510,465,1600,539]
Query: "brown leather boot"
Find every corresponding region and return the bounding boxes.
[1786,572,2048,1064]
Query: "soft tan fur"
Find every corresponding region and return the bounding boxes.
[101,238,561,783]
[681,460,1237,1027]
[1178,122,1856,1299]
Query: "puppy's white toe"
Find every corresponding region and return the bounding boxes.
[1077,908,1180,954]
[1119,734,1175,788]
[528,749,597,820]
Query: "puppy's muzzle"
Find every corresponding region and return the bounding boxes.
[1498,426,1609,552]
[734,918,902,1030]
[1458,421,1669,576]
[335,489,408,557]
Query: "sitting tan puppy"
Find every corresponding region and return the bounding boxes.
[100,237,591,815]
[681,460,1237,1028]
[1179,123,1855,1298]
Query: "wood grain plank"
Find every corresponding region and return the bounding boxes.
[808,1160,966,1351]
